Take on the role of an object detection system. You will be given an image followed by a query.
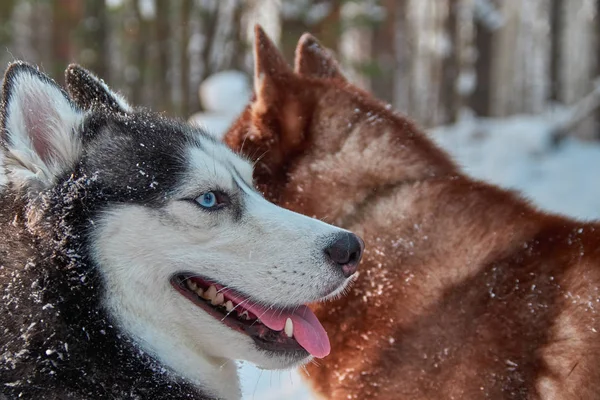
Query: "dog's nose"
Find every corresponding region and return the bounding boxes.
[324,232,364,278]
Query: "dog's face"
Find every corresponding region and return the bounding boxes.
[224,28,455,227]
[0,63,363,389]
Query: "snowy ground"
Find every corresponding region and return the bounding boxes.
[430,110,600,220]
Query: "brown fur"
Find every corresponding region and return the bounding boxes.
[224,27,600,399]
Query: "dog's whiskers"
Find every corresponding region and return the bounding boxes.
[220,298,254,321]
[253,149,271,168]
[240,131,250,156]
[250,304,279,327]
[216,285,231,294]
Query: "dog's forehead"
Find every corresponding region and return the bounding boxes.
[80,111,256,202]
[186,137,254,185]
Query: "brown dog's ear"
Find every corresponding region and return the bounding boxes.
[294,33,345,81]
[224,26,308,196]
[253,25,294,104]
[247,25,307,163]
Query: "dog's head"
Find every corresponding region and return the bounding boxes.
[0,62,363,392]
[224,27,456,226]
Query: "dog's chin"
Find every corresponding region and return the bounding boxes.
[250,351,313,371]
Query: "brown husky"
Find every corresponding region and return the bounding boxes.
[224,26,600,400]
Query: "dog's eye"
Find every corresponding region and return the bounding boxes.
[195,191,228,210]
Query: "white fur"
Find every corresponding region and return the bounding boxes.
[4,70,84,189]
[92,140,353,399]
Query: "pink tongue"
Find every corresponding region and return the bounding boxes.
[214,286,330,358]
[246,304,330,358]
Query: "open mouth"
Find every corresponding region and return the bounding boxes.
[170,274,330,358]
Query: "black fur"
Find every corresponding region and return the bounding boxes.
[0,63,220,399]
[65,64,130,114]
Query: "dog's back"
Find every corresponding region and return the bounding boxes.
[307,181,600,399]
[224,27,600,399]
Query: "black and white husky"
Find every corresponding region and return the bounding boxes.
[0,62,363,399]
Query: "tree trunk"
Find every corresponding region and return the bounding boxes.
[405,0,448,127]
[178,0,192,117]
[490,0,551,116]
[370,0,397,105]
[470,16,494,116]
[339,0,376,91]
[155,1,171,113]
[79,0,108,79]
[557,0,598,139]
[392,0,411,115]
[51,0,82,83]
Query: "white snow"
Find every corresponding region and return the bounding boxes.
[188,70,251,140]
[198,70,250,115]
[430,109,600,220]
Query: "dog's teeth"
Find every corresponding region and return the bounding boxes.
[225,301,234,312]
[205,285,217,301]
[284,318,294,338]
[212,292,224,306]
[240,311,249,320]
[195,287,204,297]
[187,280,198,291]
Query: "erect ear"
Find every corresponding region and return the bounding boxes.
[234,26,308,167]
[65,64,132,114]
[294,33,346,81]
[1,62,85,190]
[252,24,294,106]
[224,26,311,197]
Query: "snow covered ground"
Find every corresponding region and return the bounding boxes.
[188,70,251,137]
[430,110,600,220]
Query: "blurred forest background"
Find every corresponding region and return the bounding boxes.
[0,0,599,138]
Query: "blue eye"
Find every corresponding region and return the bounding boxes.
[193,191,230,210]
[197,192,217,208]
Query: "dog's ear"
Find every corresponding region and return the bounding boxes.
[294,33,346,81]
[1,62,85,190]
[252,25,294,107]
[236,26,307,164]
[224,26,311,197]
[65,64,132,114]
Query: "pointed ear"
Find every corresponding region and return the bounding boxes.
[253,25,294,105]
[224,26,308,178]
[65,64,132,114]
[1,62,85,189]
[294,33,346,81]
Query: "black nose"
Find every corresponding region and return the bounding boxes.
[324,232,364,278]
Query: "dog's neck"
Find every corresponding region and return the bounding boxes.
[110,306,241,399]
[258,100,549,315]
[347,176,543,311]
